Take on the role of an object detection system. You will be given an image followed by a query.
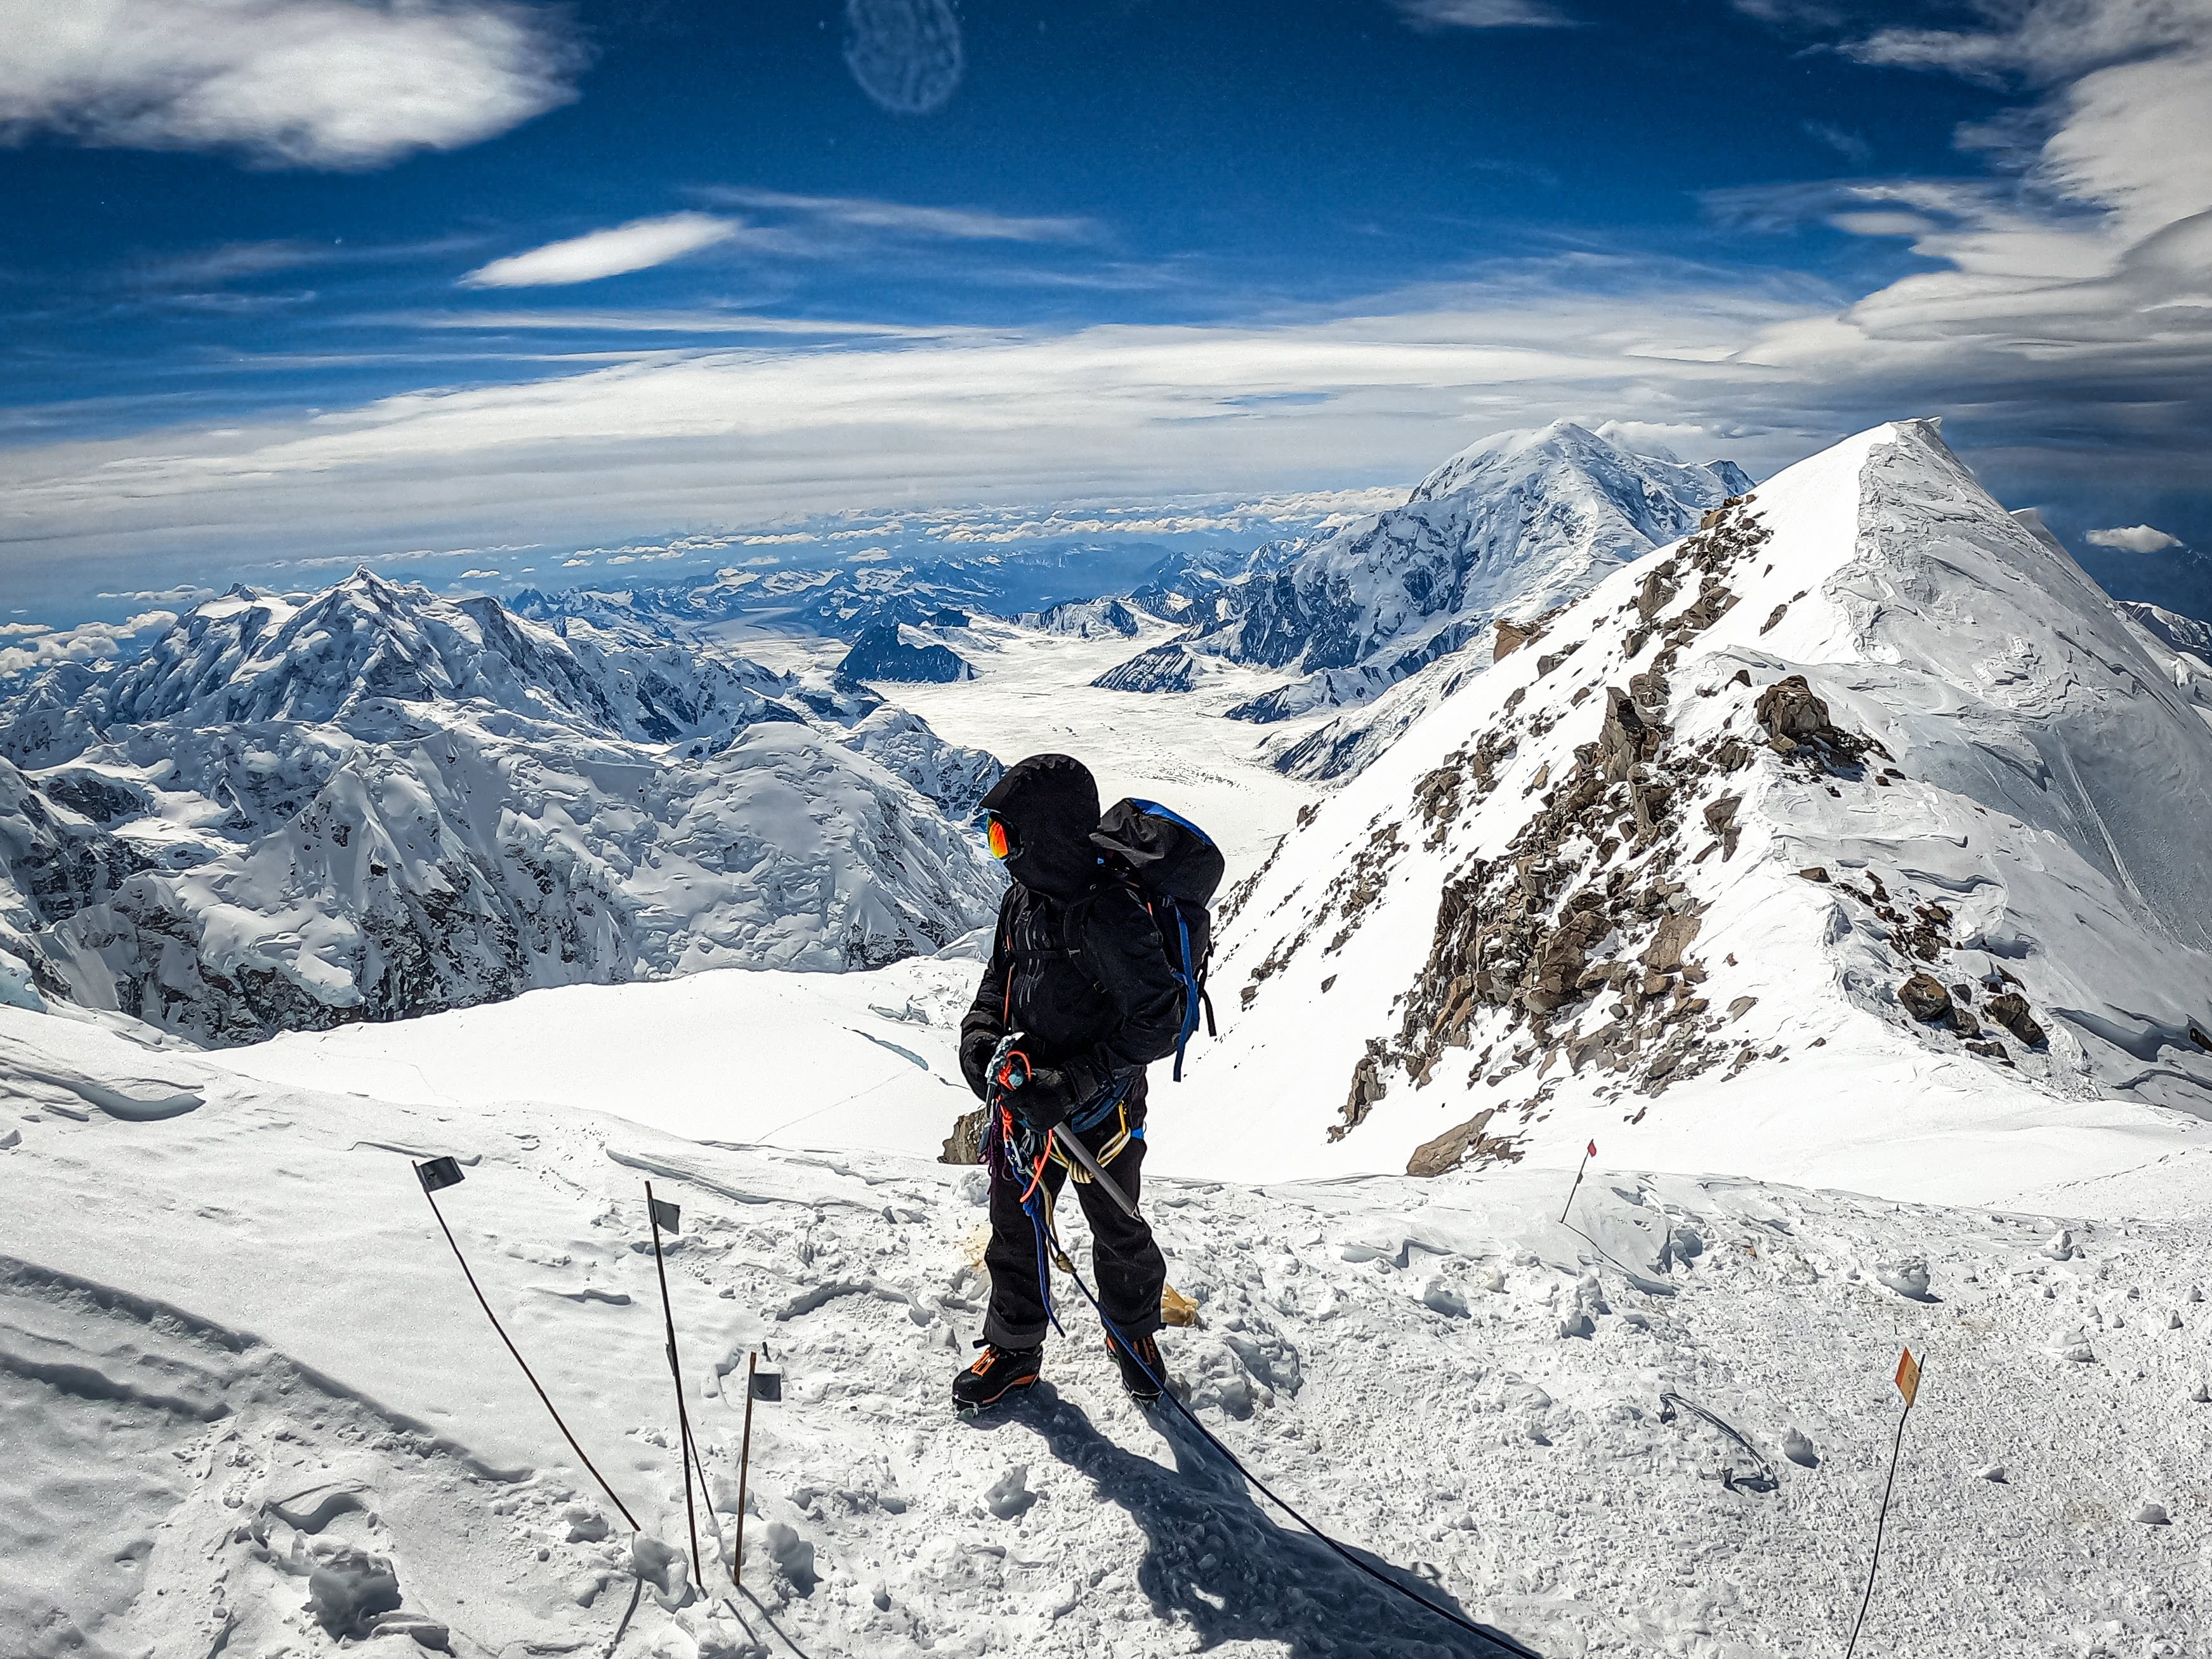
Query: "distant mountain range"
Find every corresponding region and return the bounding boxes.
[0,573,1002,1041]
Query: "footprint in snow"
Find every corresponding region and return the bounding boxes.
[984,1463,1036,1519]
[1875,1257,1935,1300]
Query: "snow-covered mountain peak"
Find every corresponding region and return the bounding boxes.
[1187,417,2212,1193]
[1167,419,1754,730]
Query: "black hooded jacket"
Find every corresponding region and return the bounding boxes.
[959,754,1186,1113]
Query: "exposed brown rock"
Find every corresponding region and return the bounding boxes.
[1985,991,2048,1048]
[1702,794,1742,860]
[1332,1041,1390,1141]
[1756,674,1833,750]
[1641,911,1702,973]
[1760,604,1788,634]
[1635,563,1681,622]
[940,1107,987,1165]
[1406,1106,1524,1177]
[1494,617,1539,660]
[1898,973,1953,1024]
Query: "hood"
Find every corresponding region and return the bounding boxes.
[980,752,1102,900]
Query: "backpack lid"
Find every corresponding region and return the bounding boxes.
[1091,797,1225,906]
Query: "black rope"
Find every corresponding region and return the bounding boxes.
[1845,1401,1913,1658]
[1034,1206,1538,1659]
[420,1187,641,1530]
[604,1573,644,1658]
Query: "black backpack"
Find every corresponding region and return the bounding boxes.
[1091,797,1225,1080]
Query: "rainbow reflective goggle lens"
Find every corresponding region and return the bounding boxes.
[986,816,1013,860]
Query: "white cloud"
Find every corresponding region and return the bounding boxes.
[462,214,743,289]
[1395,0,1577,27]
[695,188,1093,244]
[455,567,501,579]
[2086,524,2184,553]
[1803,119,1873,164]
[0,0,581,169]
[96,584,216,604]
[0,609,176,676]
[1827,211,1940,236]
[0,622,54,637]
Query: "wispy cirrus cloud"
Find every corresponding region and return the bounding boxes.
[1393,0,1579,30]
[694,188,1094,245]
[461,214,746,289]
[0,0,584,169]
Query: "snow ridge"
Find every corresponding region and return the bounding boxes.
[1189,420,2212,1193]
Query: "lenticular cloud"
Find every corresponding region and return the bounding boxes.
[843,0,963,116]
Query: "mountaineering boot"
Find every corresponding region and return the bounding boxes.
[1106,1332,1164,1404]
[952,1343,1043,1415]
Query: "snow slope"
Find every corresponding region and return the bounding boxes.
[1184,424,1751,717]
[1185,421,2212,1193]
[0,574,1003,1040]
[6,999,2206,1659]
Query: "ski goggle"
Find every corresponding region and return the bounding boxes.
[986,815,1014,860]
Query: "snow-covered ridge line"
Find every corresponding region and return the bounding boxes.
[0,572,1003,1041]
[1184,420,2212,1197]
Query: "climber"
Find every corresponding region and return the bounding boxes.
[954,753,1186,1414]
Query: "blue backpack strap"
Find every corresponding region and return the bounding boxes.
[1172,905,1199,1082]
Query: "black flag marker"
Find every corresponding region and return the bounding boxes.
[749,1370,783,1403]
[649,1194,681,1235]
[416,1156,464,1193]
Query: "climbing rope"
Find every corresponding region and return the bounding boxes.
[996,1124,1538,1659]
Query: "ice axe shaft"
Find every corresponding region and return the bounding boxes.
[1051,1125,1139,1219]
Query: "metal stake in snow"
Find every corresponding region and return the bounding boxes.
[732,1348,782,1589]
[1560,1139,1596,1223]
[412,1157,638,1530]
[1845,1346,1922,1659]
[645,1182,709,1595]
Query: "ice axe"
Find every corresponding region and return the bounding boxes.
[988,1031,1140,1220]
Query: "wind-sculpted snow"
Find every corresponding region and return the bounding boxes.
[4,999,2206,1656]
[1187,423,1749,718]
[1189,420,2212,1190]
[0,574,1004,1041]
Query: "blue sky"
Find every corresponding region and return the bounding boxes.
[3,0,2210,656]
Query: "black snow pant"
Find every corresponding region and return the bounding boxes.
[982,1111,1166,1351]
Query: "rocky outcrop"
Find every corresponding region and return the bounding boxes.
[837,622,974,684]
[1898,973,1953,1023]
[1091,643,1201,693]
[1406,1106,1523,1177]
[940,1106,987,1165]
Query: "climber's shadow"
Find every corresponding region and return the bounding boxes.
[971,1386,1539,1658]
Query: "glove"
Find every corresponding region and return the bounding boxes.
[959,1028,999,1100]
[1011,1066,1074,1131]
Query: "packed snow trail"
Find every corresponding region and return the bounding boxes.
[5,1004,2206,1656]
